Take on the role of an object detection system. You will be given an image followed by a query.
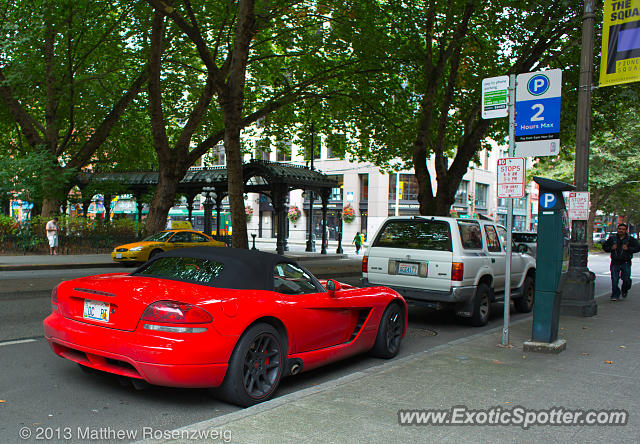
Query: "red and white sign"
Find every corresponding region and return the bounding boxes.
[496,157,525,198]
[566,191,589,220]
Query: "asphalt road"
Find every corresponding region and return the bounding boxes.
[0,253,631,443]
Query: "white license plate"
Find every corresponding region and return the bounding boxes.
[83,299,110,322]
[398,262,419,276]
[116,253,122,258]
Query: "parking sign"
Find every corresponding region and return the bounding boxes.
[497,157,525,198]
[515,69,562,157]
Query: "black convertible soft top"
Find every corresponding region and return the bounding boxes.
[133,247,321,291]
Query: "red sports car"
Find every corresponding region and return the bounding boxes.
[43,247,407,406]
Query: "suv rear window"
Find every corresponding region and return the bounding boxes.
[372,219,452,251]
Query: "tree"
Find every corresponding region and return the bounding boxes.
[531,83,640,245]
[143,0,371,247]
[326,0,584,215]
[0,0,149,217]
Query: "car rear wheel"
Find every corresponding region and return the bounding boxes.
[216,323,285,407]
[470,283,491,327]
[370,303,404,358]
[514,277,535,313]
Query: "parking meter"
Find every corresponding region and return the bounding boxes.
[531,177,574,343]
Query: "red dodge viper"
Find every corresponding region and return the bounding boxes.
[43,247,407,406]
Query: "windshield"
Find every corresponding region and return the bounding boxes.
[142,231,174,242]
[134,257,224,284]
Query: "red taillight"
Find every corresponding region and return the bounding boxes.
[451,262,464,281]
[141,301,212,324]
[362,255,368,273]
[51,287,58,312]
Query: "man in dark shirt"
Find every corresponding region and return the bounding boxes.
[602,223,640,300]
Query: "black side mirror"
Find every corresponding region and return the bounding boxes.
[517,244,528,253]
[326,279,342,295]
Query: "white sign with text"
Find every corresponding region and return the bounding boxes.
[566,191,590,220]
[497,157,525,198]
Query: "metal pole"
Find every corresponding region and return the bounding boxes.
[570,0,594,266]
[306,123,316,252]
[502,73,517,346]
[394,172,400,216]
[559,0,597,317]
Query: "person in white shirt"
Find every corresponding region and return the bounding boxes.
[45,217,59,255]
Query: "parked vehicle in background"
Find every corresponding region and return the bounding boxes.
[361,216,536,327]
[512,231,538,259]
[592,232,605,244]
[111,229,226,265]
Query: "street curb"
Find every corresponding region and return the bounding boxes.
[135,316,534,444]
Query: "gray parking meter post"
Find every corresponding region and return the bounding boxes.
[524,177,574,354]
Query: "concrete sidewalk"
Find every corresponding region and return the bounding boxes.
[142,290,639,444]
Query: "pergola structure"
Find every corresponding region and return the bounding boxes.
[76,160,338,254]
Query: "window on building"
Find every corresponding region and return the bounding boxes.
[276,141,291,162]
[388,173,419,200]
[475,183,488,209]
[210,144,225,166]
[328,175,343,201]
[255,139,270,161]
[514,197,526,210]
[455,181,469,205]
[359,174,368,202]
[326,134,345,159]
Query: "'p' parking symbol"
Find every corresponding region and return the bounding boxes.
[540,193,557,209]
[527,74,550,96]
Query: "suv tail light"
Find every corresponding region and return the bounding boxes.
[362,255,368,273]
[451,262,464,281]
[141,301,212,324]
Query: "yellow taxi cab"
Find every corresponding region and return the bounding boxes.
[111,229,226,264]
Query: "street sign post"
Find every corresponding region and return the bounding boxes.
[566,191,590,221]
[515,69,562,157]
[497,157,525,198]
[482,75,509,119]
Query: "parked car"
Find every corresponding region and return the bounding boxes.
[592,232,605,244]
[512,231,538,259]
[361,216,536,327]
[111,229,226,265]
[44,247,406,406]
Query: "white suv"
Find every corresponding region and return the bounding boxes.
[361,216,536,326]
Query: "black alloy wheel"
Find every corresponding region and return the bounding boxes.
[370,303,404,358]
[217,323,284,407]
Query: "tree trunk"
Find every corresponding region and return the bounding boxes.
[40,198,60,218]
[146,166,183,233]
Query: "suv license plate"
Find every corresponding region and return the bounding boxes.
[398,263,419,276]
[83,299,110,322]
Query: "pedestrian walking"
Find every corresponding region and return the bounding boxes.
[353,231,362,254]
[602,223,640,301]
[45,216,59,255]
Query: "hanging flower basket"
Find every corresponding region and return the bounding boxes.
[287,206,301,226]
[245,206,253,222]
[342,205,356,223]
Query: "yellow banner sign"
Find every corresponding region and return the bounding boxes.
[600,0,640,87]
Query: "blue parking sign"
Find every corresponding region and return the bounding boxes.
[515,69,562,157]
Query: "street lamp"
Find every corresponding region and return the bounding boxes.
[306,122,316,252]
[202,187,215,236]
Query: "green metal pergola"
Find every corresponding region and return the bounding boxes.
[76,160,338,254]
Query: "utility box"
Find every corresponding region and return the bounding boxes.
[530,177,573,344]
